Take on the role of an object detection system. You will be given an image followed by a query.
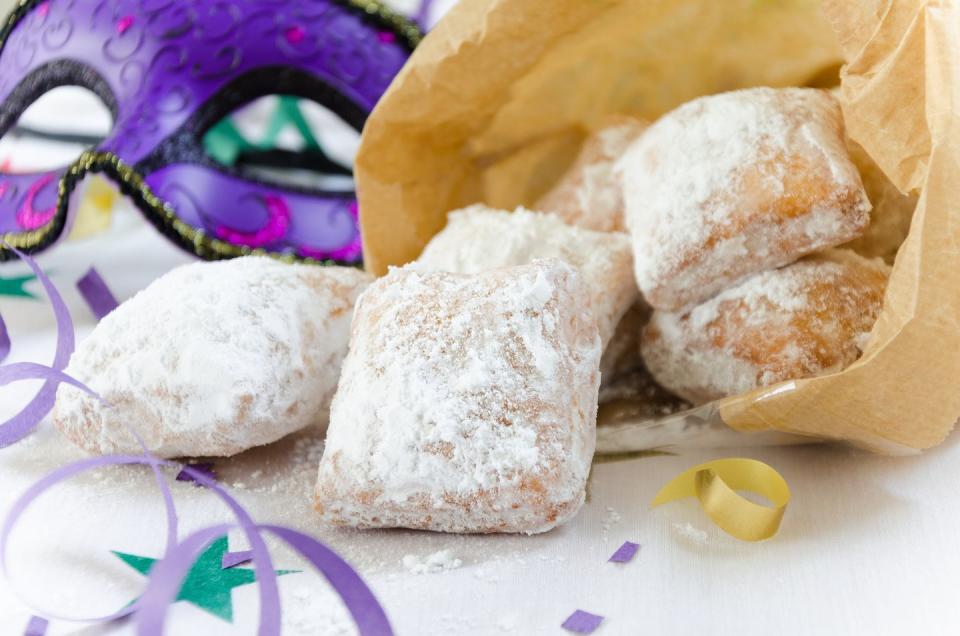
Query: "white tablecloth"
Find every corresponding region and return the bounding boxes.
[1,204,958,636]
[2,13,958,627]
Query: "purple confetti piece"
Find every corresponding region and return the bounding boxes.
[176,463,216,486]
[76,267,119,321]
[608,541,640,564]
[0,245,76,447]
[0,313,10,363]
[562,610,604,634]
[23,615,48,636]
[222,549,253,569]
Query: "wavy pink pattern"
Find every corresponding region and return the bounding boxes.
[15,174,57,230]
[116,15,135,35]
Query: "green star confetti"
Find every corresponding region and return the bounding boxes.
[113,535,297,622]
[0,273,38,299]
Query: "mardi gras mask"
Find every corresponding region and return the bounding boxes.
[0,0,420,264]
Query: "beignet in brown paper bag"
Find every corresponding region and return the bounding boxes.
[355,0,960,454]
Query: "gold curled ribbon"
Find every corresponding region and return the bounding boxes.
[651,458,790,541]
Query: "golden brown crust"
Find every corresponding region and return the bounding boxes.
[535,116,647,232]
[641,250,890,404]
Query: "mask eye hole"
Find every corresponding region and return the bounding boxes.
[202,95,358,191]
[0,86,113,172]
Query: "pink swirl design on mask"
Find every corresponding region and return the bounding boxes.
[214,194,290,248]
[299,201,362,262]
[116,15,135,35]
[15,174,57,230]
[284,25,306,45]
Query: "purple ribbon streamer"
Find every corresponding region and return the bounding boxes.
[76,267,119,321]
[0,362,102,397]
[0,313,10,363]
[1,455,179,623]
[2,454,392,634]
[134,465,393,636]
[414,0,435,29]
[0,245,75,447]
[175,462,215,485]
[136,523,394,636]
[0,247,392,634]
[221,550,253,569]
[135,465,281,635]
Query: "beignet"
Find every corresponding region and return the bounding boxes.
[641,250,890,404]
[315,259,600,534]
[535,116,647,232]
[54,257,371,458]
[416,205,637,349]
[619,87,871,311]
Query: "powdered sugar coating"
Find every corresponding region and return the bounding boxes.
[641,250,890,404]
[315,259,601,534]
[618,87,871,311]
[415,205,637,349]
[54,257,371,458]
[536,117,647,232]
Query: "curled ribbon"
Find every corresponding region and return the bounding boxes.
[0,313,9,363]
[652,458,790,541]
[0,243,75,447]
[0,248,393,634]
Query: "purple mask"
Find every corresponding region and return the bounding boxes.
[0,0,420,265]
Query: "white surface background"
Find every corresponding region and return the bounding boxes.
[2,2,959,633]
[1,159,958,636]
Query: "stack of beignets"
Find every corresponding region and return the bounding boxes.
[618,87,873,312]
[615,87,894,404]
[314,86,904,535]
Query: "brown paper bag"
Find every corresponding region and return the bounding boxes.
[355,0,960,453]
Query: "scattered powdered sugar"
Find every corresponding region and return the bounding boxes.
[316,259,601,534]
[618,87,871,311]
[415,205,637,349]
[496,613,520,632]
[642,250,890,404]
[401,550,464,574]
[601,506,622,533]
[53,256,371,457]
[674,522,709,544]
